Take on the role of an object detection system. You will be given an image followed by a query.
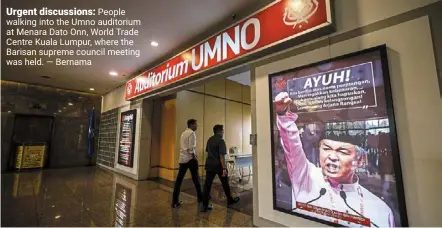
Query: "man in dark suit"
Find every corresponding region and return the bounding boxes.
[201,124,240,212]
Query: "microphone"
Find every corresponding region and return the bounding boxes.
[307,188,327,204]
[340,190,379,228]
[292,188,326,210]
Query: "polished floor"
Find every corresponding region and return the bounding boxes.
[156,171,253,216]
[1,167,253,227]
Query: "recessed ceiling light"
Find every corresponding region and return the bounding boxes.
[90,88,95,91]
[151,41,159,47]
[58,110,61,112]
[68,102,73,106]
[109,71,118,76]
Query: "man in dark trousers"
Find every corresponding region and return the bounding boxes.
[201,124,240,212]
[171,119,203,208]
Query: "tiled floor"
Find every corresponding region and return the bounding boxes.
[156,173,253,216]
[1,167,253,227]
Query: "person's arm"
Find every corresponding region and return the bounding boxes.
[274,92,313,196]
[277,114,311,189]
[189,132,197,159]
[219,139,227,176]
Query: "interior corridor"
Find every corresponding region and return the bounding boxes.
[1,167,253,227]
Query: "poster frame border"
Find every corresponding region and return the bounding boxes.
[117,109,137,168]
[267,44,409,227]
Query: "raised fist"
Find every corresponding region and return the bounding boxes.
[274,92,292,114]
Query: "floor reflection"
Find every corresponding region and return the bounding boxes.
[114,182,132,227]
[156,173,254,216]
[1,167,253,227]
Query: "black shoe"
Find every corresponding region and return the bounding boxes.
[171,200,183,208]
[200,204,213,212]
[227,197,240,206]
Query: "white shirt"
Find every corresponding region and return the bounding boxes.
[179,128,197,164]
[277,113,394,227]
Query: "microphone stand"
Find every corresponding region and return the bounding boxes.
[340,190,379,228]
[292,188,326,210]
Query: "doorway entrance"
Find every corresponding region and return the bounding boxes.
[8,115,54,171]
[150,71,253,215]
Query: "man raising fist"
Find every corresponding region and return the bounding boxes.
[273,92,393,227]
[274,92,293,115]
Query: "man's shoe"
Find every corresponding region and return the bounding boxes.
[171,200,183,208]
[227,196,240,206]
[200,204,213,212]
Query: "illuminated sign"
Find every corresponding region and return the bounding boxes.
[125,0,332,100]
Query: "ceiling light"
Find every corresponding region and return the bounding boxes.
[150,41,159,47]
[68,102,73,106]
[90,88,95,91]
[58,110,61,112]
[109,71,118,76]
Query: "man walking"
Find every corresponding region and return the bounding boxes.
[201,124,240,212]
[172,119,203,208]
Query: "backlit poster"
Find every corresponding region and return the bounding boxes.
[117,109,137,167]
[15,143,46,169]
[269,45,408,227]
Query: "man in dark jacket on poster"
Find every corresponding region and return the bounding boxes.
[201,124,240,212]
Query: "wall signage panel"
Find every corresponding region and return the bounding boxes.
[117,109,137,167]
[15,143,46,170]
[269,45,408,227]
[125,0,333,100]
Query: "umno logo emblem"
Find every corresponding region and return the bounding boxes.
[283,0,319,28]
[126,83,132,96]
